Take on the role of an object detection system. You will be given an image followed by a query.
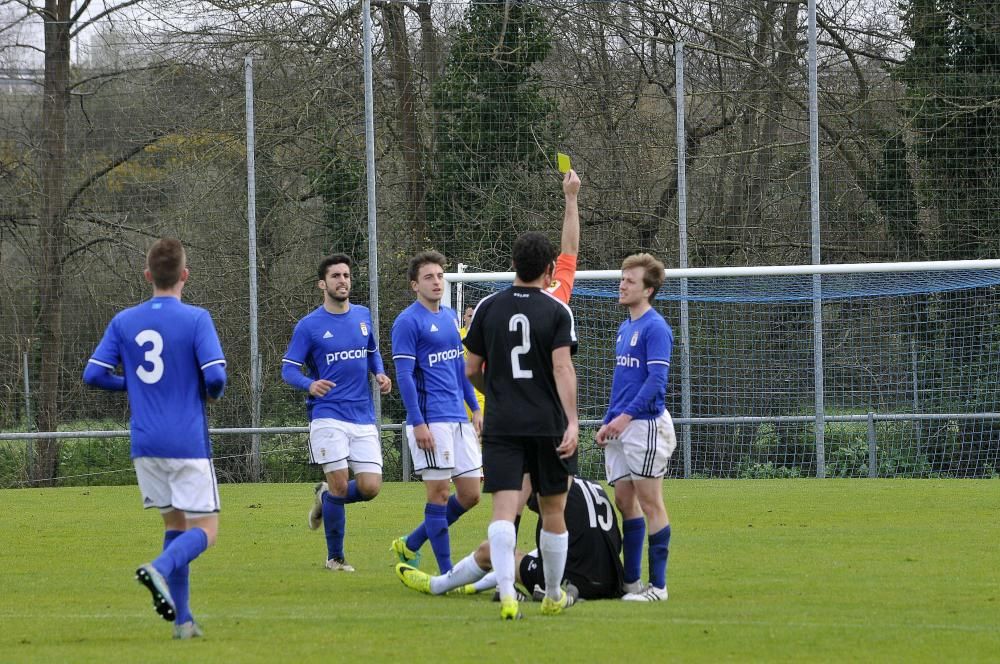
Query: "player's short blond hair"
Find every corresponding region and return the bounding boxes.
[621,253,665,303]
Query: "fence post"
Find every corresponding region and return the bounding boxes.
[808,0,825,478]
[401,422,411,482]
[675,41,692,479]
[867,412,877,478]
[23,351,33,470]
[361,0,382,434]
[244,56,262,481]
[23,351,32,428]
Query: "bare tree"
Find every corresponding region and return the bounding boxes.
[8,0,154,482]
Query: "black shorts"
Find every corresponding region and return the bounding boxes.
[482,436,578,497]
[518,553,621,601]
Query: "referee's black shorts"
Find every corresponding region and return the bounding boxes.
[482,435,578,496]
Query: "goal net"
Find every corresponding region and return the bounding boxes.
[447,261,1000,480]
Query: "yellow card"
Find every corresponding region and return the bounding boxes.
[557,152,572,174]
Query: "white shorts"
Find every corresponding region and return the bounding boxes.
[406,421,483,481]
[309,418,383,474]
[134,456,220,516]
[604,411,677,484]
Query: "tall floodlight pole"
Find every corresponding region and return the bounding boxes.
[245,56,262,481]
[808,0,826,477]
[362,0,381,425]
[675,42,692,479]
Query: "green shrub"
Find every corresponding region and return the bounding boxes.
[0,441,29,488]
[260,434,319,483]
[752,423,781,451]
[57,435,135,486]
[735,460,803,479]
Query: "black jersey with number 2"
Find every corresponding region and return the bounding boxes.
[463,286,577,437]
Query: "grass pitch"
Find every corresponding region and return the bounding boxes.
[1,480,997,662]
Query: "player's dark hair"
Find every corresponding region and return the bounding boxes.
[318,253,352,281]
[146,238,186,289]
[511,232,557,282]
[407,250,447,283]
[622,252,665,303]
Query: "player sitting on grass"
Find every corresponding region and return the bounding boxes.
[395,477,623,603]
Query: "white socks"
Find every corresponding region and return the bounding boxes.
[472,571,497,592]
[539,530,569,601]
[487,520,517,601]
[430,552,488,595]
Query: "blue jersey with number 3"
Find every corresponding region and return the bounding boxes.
[88,296,226,459]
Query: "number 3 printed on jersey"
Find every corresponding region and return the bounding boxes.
[135,329,164,384]
[509,314,533,379]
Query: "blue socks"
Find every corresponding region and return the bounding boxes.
[424,503,452,572]
[322,492,347,560]
[622,518,671,589]
[162,530,192,624]
[344,480,365,504]
[405,494,467,553]
[622,517,646,584]
[446,494,467,523]
[153,527,208,579]
[648,525,671,589]
[317,482,372,561]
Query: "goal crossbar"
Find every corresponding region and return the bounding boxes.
[446,259,1000,285]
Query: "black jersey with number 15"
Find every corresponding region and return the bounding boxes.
[463,286,577,437]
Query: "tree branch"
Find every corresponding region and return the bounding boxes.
[68,62,172,92]
[69,0,93,25]
[60,236,113,265]
[60,134,165,220]
[70,0,145,37]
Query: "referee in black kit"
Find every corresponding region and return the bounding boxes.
[463,231,580,620]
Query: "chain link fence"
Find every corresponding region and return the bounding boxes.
[1,0,997,485]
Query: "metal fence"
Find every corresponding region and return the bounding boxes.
[1,0,997,485]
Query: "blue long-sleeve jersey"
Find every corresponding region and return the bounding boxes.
[604,308,672,422]
[391,301,478,426]
[85,296,226,459]
[282,304,385,424]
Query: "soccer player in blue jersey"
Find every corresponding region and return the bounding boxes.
[283,254,391,572]
[83,238,226,639]
[596,252,677,602]
[390,251,483,573]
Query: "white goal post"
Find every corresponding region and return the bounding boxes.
[445,259,1000,480]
